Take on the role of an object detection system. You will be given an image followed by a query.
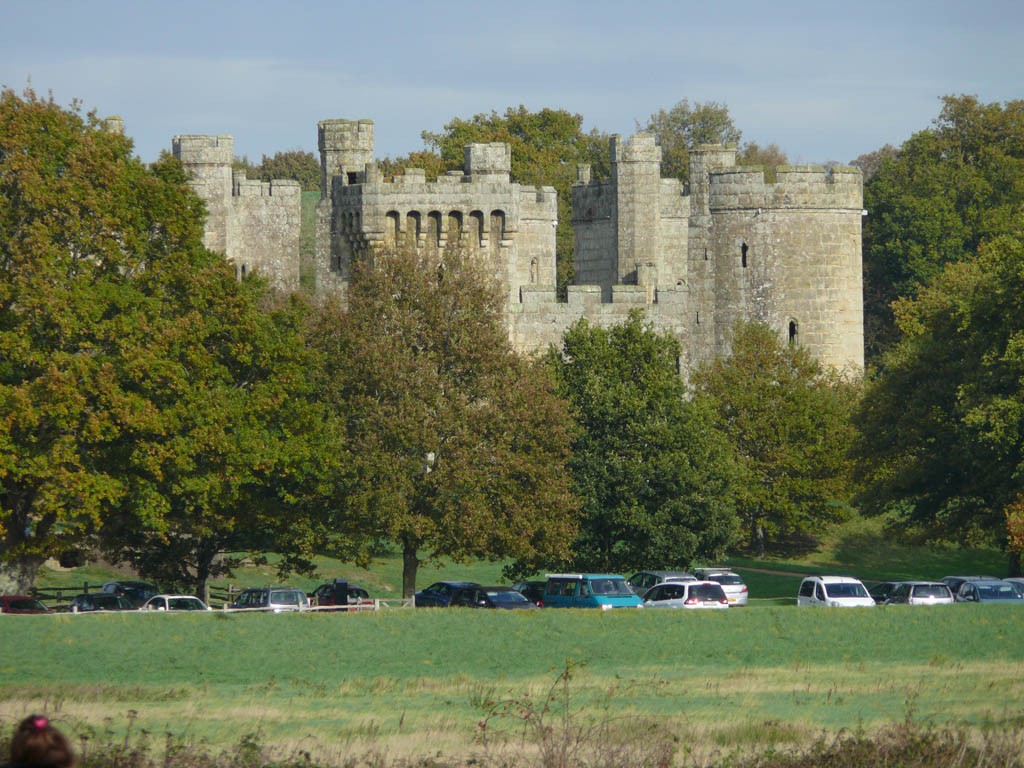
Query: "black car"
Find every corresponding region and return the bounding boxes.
[102,580,158,608]
[69,593,134,612]
[309,580,372,610]
[512,580,546,605]
[414,580,481,607]
[868,581,901,604]
[450,586,538,610]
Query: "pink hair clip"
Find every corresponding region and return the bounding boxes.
[31,716,48,732]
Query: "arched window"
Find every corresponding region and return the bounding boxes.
[789,320,799,345]
[384,211,400,249]
[406,211,422,245]
[447,211,463,244]
[469,211,485,250]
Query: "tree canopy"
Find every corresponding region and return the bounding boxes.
[862,94,1024,360]
[235,150,320,191]
[0,89,334,594]
[310,245,579,597]
[399,106,611,290]
[550,312,741,572]
[638,99,743,182]
[854,233,1024,565]
[691,322,859,556]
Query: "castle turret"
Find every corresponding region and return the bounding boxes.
[611,133,662,286]
[173,134,234,254]
[318,119,374,198]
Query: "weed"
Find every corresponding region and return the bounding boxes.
[474,660,675,768]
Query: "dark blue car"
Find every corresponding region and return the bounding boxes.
[414,580,481,607]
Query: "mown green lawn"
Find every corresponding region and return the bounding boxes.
[3,603,1022,763]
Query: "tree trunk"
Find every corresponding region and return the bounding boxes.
[402,538,420,600]
[1009,551,1022,578]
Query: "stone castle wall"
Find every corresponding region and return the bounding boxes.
[173,134,301,291]
[172,119,863,377]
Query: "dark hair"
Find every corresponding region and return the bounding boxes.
[9,715,75,768]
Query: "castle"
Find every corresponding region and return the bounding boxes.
[173,118,863,377]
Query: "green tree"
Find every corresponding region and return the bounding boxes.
[862,95,1024,361]
[97,279,341,600]
[0,89,210,588]
[854,234,1024,569]
[691,322,859,556]
[550,312,741,572]
[638,99,742,182]
[0,88,337,595]
[253,150,320,191]
[422,106,611,290]
[310,246,579,598]
[736,141,789,183]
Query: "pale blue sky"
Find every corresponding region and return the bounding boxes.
[2,0,1021,166]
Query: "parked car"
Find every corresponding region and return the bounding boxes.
[69,593,134,612]
[955,579,1024,603]
[0,595,50,614]
[692,568,748,606]
[797,576,874,607]
[626,570,695,595]
[450,586,538,609]
[102,581,158,608]
[141,594,212,611]
[884,581,954,606]
[542,574,643,609]
[228,587,309,612]
[414,581,481,607]
[641,580,729,609]
[511,580,547,606]
[868,581,901,604]
[1005,577,1024,598]
[940,575,998,595]
[309,580,373,610]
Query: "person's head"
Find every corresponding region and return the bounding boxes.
[9,715,75,768]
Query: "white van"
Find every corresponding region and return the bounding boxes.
[797,576,874,607]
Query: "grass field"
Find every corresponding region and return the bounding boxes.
[8,517,1022,765]
[2,604,1023,765]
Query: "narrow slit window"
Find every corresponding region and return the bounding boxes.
[741,243,748,268]
[789,321,798,344]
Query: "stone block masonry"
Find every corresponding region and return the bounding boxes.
[173,120,863,378]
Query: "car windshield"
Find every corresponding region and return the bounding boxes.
[824,583,869,599]
[271,590,300,605]
[168,598,204,610]
[691,584,725,600]
[5,598,46,611]
[977,584,1018,600]
[709,574,743,586]
[590,578,633,596]
[913,585,949,599]
[487,590,529,604]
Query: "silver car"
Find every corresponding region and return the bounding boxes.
[642,580,729,610]
[884,581,953,606]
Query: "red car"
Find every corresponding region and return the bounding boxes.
[0,595,50,614]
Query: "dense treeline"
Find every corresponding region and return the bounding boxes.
[2,88,1022,597]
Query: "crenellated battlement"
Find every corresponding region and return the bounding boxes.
[708,164,863,212]
[173,116,864,377]
[172,134,234,165]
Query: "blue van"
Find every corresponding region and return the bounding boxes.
[542,574,644,609]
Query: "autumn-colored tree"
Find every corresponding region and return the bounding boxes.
[309,246,579,597]
[0,89,337,595]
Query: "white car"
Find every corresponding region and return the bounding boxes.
[797,576,874,607]
[693,568,749,606]
[884,581,954,606]
[141,594,212,611]
[642,580,729,609]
